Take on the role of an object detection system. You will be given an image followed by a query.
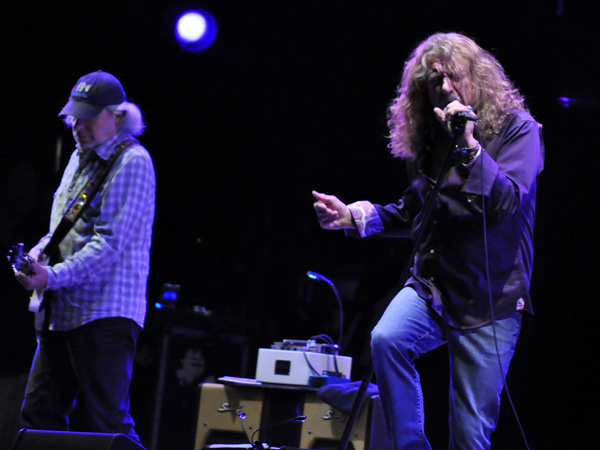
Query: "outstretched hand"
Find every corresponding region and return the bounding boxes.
[312,190,354,230]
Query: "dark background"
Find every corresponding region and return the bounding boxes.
[1,1,598,449]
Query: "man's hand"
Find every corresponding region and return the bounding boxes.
[433,100,478,149]
[16,261,48,290]
[312,190,354,230]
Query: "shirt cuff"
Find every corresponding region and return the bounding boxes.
[347,201,384,238]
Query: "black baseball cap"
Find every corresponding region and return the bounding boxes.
[58,70,126,120]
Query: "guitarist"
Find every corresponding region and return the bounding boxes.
[14,71,155,445]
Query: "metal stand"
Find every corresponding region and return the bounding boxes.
[336,130,461,450]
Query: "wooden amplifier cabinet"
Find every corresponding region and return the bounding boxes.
[194,382,391,450]
[194,382,264,449]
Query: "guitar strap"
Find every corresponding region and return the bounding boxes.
[38,139,136,319]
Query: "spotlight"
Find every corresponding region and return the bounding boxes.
[155,283,181,309]
[558,97,571,108]
[175,9,217,52]
[557,96,599,109]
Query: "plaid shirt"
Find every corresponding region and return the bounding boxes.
[32,130,155,331]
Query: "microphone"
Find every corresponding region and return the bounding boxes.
[451,111,477,133]
[455,111,478,121]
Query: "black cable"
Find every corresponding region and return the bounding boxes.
[238,411,252,444]
[337,127,462,450]
[476,118,531,450]
[302,349,320,375]
[309,333,334,345]
[251,415,307,443]
[308,334,340,375]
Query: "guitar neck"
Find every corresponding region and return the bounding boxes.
[7,243,34,275]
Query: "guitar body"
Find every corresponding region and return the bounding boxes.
[7,243,47,330]
[30,290,46,330]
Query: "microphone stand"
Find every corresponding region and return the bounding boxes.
[336,125,463,450]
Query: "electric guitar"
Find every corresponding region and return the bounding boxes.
[7,243,34,275]
[7,243,47,329]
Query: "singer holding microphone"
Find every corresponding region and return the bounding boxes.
[312,32,544,450]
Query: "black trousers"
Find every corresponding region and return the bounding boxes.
[21,317,141,442]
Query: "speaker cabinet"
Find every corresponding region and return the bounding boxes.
[132,310,252,450]
[299,391,389,450]
[194,382,391,450]
[195,383,264,449]
[10,429,146,450]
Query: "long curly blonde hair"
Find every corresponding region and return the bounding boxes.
[387,32,528,159]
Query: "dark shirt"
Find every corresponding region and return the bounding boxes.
[348,109,544,329]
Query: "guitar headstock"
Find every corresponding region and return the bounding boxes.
[7,243,35,275]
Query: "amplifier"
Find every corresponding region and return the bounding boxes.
[194,382,391,450]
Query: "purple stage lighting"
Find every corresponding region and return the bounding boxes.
[557,96,599,109]
[558,97,571,108]
[175,9,217,52]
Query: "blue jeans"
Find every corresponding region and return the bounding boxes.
[21,317,141,442]
[371,287,521,450]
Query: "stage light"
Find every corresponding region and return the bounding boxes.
[155,283,181,309]
[557,96,599,109]
[306,271,344,347]
[558,96,571,108]
[175,9,217,52]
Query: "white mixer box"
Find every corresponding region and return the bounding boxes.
[255,348,352,385]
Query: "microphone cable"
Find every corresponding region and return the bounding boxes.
[473,116,531,450]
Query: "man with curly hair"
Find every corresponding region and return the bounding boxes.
[313,32,544,449]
